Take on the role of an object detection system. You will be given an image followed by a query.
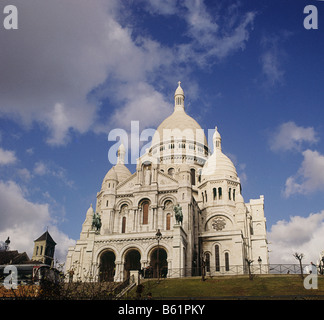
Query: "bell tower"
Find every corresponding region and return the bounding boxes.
[32,230,56,266]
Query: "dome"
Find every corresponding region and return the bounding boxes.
[201,150,237,179]
[201,127,237,180]
[114,163,132,182]
[151,82,207,147]
[103,166,118,181]
[86,204,94,217]
[151,107,207,146]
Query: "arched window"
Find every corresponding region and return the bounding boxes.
[218,187,222,200]
[122,216,126,233]
[225,252,230,271]
[166,213,171,230]
[215,245,220,271]
[190,169,196,185]
[205,190,207,202]
[228,188,231,200]
[213,188,217,200]
[202,192,204,203]
[205,253,210,272]
[233,189,236,201]
[142,201,149,225]
[168,168,175,176]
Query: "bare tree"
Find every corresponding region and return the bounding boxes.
[293,252,304,279]
[245,259,254,280]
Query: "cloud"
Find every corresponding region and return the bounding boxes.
[269,121,318,152]
[283,149,324,197]
[0,147,17,165]
[268,211,324,263]
[33,160,74,188]
[0,0,257,144]
[260,32,291,86]
[0,179,75,263]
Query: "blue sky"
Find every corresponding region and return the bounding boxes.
[0,0,324,264]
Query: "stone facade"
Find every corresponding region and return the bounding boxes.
[65,82,269,281]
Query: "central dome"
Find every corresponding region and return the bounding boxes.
[151,82,207,147]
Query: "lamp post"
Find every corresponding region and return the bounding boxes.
[258,256,262,274]
[155,229,162,281]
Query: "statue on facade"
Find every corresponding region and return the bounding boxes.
[173,204,183,225]
[92,212,102,232]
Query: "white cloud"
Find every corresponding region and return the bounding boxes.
[283,149,324,197]
[34,161,48,176]
[0,0,257,144]
[0,180,75,263]
[270,121,318,152]
[260,32,291,86]
[268,211,324,264]
[0,147,17,165]
[33,161,74,188]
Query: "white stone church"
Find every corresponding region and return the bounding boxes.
[65,82,269,282]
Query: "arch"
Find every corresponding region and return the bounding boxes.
[99,250,116,282]
[123,249,141,280]
[158,194,177,207]
[149,247,168,278]
[168,167,175,176]
[204,212,235,231]
[116,198,133,211]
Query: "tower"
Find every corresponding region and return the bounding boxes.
[32,231,56,266]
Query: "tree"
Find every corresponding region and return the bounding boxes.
[293,252,304,279]
[245,259,254,280]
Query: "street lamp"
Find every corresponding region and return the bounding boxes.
[258,256,262,274]
[155,229,162,281]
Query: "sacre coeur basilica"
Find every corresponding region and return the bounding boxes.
[65,82,269,282]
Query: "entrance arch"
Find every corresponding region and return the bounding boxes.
[99,250,116,282]
[124,249,141,279]
[150,247,168,278]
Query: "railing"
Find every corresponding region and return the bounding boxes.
[137,264,312,279]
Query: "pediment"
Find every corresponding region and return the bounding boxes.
[157,171,178,187]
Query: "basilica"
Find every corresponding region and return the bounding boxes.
[65,82,269,281]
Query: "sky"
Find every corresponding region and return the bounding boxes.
[0,0,324,265]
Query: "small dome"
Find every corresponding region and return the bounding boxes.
[175,81,184,97]
[201,150,237,179]
[104,166,118,181]
[201,127,237,180]
[86,204,94,216]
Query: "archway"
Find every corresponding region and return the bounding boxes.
[124,249,141,279]
[99,250,116,282]
[150,247,168,278]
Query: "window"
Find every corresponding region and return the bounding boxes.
[106,200,109,207]
[233,189,236,201]
[213,188,217,200]
[166,213,171,230]
[168,168,175,176]
[205,253,210,272]
[215,245,220,272]
[228,188,231,200]
[190,169,196,185]
[142,201,149,225]
[36,246,39,256]
[40,246,43,255]
[202,192,204,203]
[122,216,126,233]
[225,252,230,271]
[218,187,222,200]
[205,190,207,202]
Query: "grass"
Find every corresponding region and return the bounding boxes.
[126,275,324,300]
